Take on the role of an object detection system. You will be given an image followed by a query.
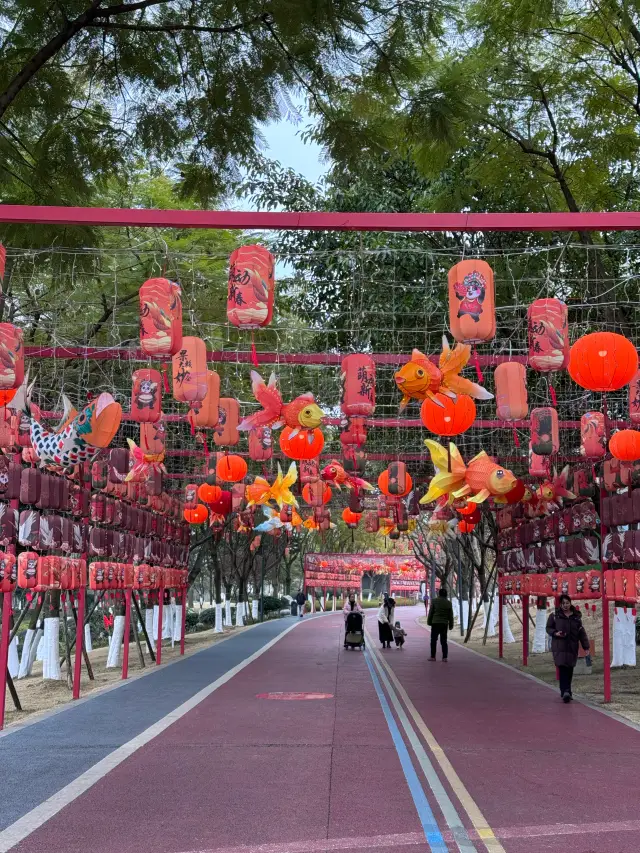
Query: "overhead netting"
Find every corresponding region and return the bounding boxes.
[4,232,639,491]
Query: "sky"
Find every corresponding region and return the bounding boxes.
[260,117,327,185]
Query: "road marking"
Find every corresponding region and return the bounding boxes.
[369,637,506,853]
[366,646,478,853]
[0,619,304,853]
[255,692,334,700]
[364,650,447,852]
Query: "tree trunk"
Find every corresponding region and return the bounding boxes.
[19,593,44,678]
[106,600,126,668]
[236,580,245,627]
[43,591,61,680]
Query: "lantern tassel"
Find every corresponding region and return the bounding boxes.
[162,364,170,393]
[250,334,260,369]
[549,384,557,407]
[512,428,520,448]
[187,411,195,436]
[202,433,209,458]
[472,347,484,382]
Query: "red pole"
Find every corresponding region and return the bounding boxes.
[122,588,132,679]
[156,585,164,665]
[522,594,529,666]
[498,593,504,659]
[601,398,612,703]
[0,591,12,730]
[180,586,186,655]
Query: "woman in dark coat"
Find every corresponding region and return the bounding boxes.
[546,594,590,703]
[377,596,395,648]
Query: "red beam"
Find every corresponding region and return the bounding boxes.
[3,206,640,231]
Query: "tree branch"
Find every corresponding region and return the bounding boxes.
[87,15,268,35]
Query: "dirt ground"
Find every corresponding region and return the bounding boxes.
[419,600,640,727]
[3,624,248,730]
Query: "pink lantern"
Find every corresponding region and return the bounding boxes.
[0,324,24,391]
[227,245,275,329]
[340,354,375,417]
[580,412,605,458]
[527,299,569,372]
[172,337,208,410]
[130,369,162,423]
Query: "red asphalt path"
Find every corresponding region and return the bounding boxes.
[6,607,640,853]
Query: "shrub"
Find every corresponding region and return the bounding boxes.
[198,607,216,626]
[185,609,199,628]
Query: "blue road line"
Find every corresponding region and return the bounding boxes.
[364,649,448,853]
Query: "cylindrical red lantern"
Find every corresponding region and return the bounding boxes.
[494,362,528,420]
[529,443,548,476]
[198,483,222,504]
[184,483,199,509]
[610,430,640,462]
[580,412,605,458]
[140,419,166,456]
[216,454,248,483]
[458,520,476,534]
[130,369,162,423]
[0,552,17,592]
[280,427,324,460]
[378,463,412,497]
[139,278,182,355]
[227,245,275,328]
[629,369,640,424]
[302,482,331,506]
[213,398,240,447]
[527,299,569,372]
[568,332,638,392]
[172,337,208,409]
[448,260,496,343]
[300,458,319,485]
[184,504,208,524]
[0,324,24,391]
[420,393,476,436]
[192,371,220,429]
[530,407,559,456]
[248,427,273,461]
[341,508,362,527]
[340,354,376,417]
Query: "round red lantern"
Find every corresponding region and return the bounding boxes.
[302,482,332,505]
[458,520,476,534]
[610,429,640,462]
[458,501,478,517]
[341,508,362,526]
[280,427,324,460]
[420,393,476,436]
[568,332,638,392]
[208,490,233,517]
[216,454,248,483]
[378,469,412,497]
[463,508,481,524]
[198,483,222,504]
[184,504,208,524]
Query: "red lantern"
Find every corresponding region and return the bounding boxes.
[0,552,17,592]
[184,504,208,524]
[280,427,324,460]
[340,354,376,417]
[630,370,640,424]
[569,332,638,392]
[0,324,23,391]
[198,483,222,504]
[610,430,640,462]
[378,465,412,497]
[130,369,162,423]
[527,299,569,372]
[458,501,478,517]
[18,551,39,589]
[530,407,559,456]
[458,520,476,534]
[140,420,166,456]
[192,371,220,429]
[302,482,332,506]
[448,260,496,344]
[172,337,208,410]
[529,443,548,476]
[213,398,240,447]
[249,427,273,461]
[342,508,362,527]
[208,490,232,517]
[216,454,248,483]
[494,362,528,420]
[0,389,16,407]
[580,412,605,458]
[139,278,182,356]
[503,479,525,504]
[420,393,476,436]
[227,245,275,329]
[300,458,319,485]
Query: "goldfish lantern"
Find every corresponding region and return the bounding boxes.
[140,419,165,456]
[528,443,548,477]
[198,483,222,504]
[302,482,331,506]
[568,332,638,392]
[227,245,275,328]
[213,398,240,447]
[580,412,605,458]
[216,454,248,483]
[610,430,640,462]
[280,427,324,460]
[249,427,272,461]
[172,337,208,410]
[342,508,362,528]
[527,299,569,372]
[530,407,559,456]
[629,370,640,423]
[378,463,412,497]
[340,354,376,417]
[494,362,528,420]
[184,504,208,524]
[139,278,182,355]
[448,260,496,343]
[420,393,475,436]
[192,371,220,429]
[130,369,162,423]
[0,324,23,391]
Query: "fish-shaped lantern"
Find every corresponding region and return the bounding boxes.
[320,460,373,492]
[238,371,324,438]
[421,440,517,505]
[125,438,166,482]
[245,462,299,510]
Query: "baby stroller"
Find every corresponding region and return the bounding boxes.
[344,611,365,650]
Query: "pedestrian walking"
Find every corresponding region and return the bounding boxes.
[295,589,306,618]
[392,621,407,648]
[377,596,395,648]
[546,594,590,702]
[427,588,454,661]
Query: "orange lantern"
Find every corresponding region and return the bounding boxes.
[213,398,240,447]
[610,430,640,462]
[248,427,272,461]
[227,245,275,328]
[458,501,478,517]
[527,299,569,372]
[530,407,559,456]
[139,278,182,356]
[378,465,412,497]
[280,426,324,460]
[184,504,208,524]
[342,508,362,527]
[340,354,376,417]
[448,260,496,343]
[130,369,162,423]
[140,419,166,456]
[198,483,222,504]
[420,393,476,436]
[0,324,24,391]
[192,371,220,429]
[494,362,528,420]
[580,412,605,458]
[302,482,332,506]
[568,332,638,392]
[0,389,16,407]
[216,454,248,483]
[629,369,640,424]
[172,337,208,409]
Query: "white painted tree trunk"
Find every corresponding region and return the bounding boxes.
[162,603,173,640]
[84,623,93,652]
[42,617,61,680]
[224,600,231,626]
[106,615,125,668]
[452,598,460,623]
[483,599,497,637]
[36,633,45,661]
[503,605,516,643]
[235,601,244,627]
[532,609,548,653]
[215,603,224,633]
[173,604,181,644]
[8,636,19,677]
[152,604,159,642]
[145,608,156,651]
[367,591,372,601]
[251,600,258,620]
[612,608,636,667]
[332,596,336,611]
[18,628,35,678]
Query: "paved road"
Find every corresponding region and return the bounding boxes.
[1,606,639,853]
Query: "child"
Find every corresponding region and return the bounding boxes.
[393,621,407,648]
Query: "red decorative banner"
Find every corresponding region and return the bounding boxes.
[304,553,424,589]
